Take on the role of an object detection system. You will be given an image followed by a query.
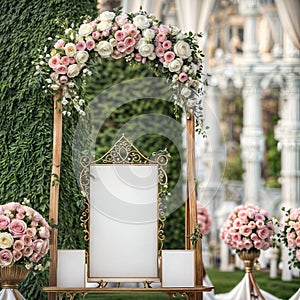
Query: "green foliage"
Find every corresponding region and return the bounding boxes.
[223,146,243,181]
[0,0,97,298]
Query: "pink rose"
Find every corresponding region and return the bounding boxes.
[135,53,142,62]
[13,240,25,251]
[257,227,269,240]
[54,39,66,49]
[254,240,263,249]
[238,210,247,219]
[246,208,255,219]
[55,65,68,75]
[256,219,265,228]
[76,41,86,51]
[117,41,126,53]
[0,249,13,266]
[294,222,300,231]
[23,246,34,257]
[60,56,70,65]
[69,57,76,64]
[33,239,44,252]
[250,233,258,241]
[248,221,256,229]
[261,241,270,250]
[16,213,24,219]
[0,215,10,230]
[41,240,49,254]
[178,72,188,82]
[124,37,135,48]
[162,40,172,50]
[164,51,175,63]
[243,239,253,250]
[111,50,122,59]
[156,32,166,43]
[30,252,42,263]
[155,46,164,58]
[92,31,101,40]
[254,213,264,221]
[86,39,95,51]
[13,250,22,261]
[39,226,50,239]
[159,24,169,34]
[288,238,296,248]
[290,208,299,221]
[48,56,60,69]
[233,232,241,241]
[59,76,69,83]
[115,30,125,41]
[240,225,252,237]
[26,227,37,237]
[233,218,243,229]
[102,30,110,37]
[21,234,33,246]
[125,46,135,55]
[9,219,27,237]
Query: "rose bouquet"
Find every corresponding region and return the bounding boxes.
[220,204,274,252]
[0,201,50,271]
[279,207,300,269]
[33,7,205,133]
[196,202,212,236]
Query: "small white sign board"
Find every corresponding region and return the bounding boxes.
[88,164,159,282]
[57,250,85,288]
[161,250,195,287]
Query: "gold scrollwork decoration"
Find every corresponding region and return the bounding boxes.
[79,134,169,250]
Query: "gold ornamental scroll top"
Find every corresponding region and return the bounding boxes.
[79,134,169,252]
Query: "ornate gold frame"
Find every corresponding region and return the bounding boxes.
[79,134,169,255]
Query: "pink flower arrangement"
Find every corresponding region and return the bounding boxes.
[34,8,205,129]
[196,202,212,236]
[220,204,274,252]
[279,207,300,269]
[0,201,51,271]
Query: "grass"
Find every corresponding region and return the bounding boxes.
[85,269,299,299]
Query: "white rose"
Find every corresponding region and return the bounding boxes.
[133,14,150,29]
[138,38,148,46]
[109,38,117,47]
[168,58,183,73]
[96,41,113,57]
[78,23,93,36]
[64,43,77,57]
[100,11,115,21]
[115,14,127,26]
[174,40,191,59]
[0,233,14,249]
[97,21,112,31]
[75,51,89,64]
[75,34,83,42]
[138,43,154,57]
[142,29,155,41]
[171,25,180,35]
[51,84,60,90]
[189,62,198,75]
[148,52,156,60]
[67,64,81,78]
[181,87,192,98]
[176,33,187,40]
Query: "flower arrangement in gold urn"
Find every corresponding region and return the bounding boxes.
[0,200,50,272]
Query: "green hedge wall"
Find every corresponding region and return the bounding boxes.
[0,1,97,298]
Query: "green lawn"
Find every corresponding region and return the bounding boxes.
[85,269,299,300]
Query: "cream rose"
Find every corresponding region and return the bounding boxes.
[174,40,191,59]
[78,23,93,36]
[181,87,192,98]
[64,43,77,57]
[67,64,81,78]
[97,21,112,31]
[99,11,115,21]
[96,41,113,57]
[133,14,150,29]
[75,51,89,64]
[0,233,14,249]
[138,43,154,57]
[168,58,183,73]
[142,28,155,41]
[115,14,127,26]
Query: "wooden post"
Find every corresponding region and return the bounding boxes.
[185,111,203,300]
[48,91,63,300]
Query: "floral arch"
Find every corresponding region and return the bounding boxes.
[35,7,205,297]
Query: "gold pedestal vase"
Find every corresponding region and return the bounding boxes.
[0,265,30,300]
[238,249,265,300]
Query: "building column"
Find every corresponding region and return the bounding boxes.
[199,84,226,244]
[239,0,260,63]
[275,33,300,281]
[240,73,264,204]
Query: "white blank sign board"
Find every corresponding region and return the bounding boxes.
[161,250,195,287]
[57,250,85,288]
[89,164,158,281]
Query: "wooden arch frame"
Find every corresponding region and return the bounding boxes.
[48,92,203,299]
